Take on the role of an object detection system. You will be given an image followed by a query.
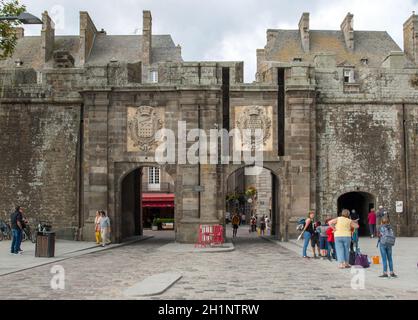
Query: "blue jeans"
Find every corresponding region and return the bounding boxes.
[328,242,336,259]
[335,236,351,263]
[11,228,22,254]
[379,243,394,273]
[302,231,311,257]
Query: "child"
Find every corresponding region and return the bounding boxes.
[316,220,330,259]
[311,221,321,259]
[326,221,336,260]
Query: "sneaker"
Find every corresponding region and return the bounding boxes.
[390,273,398,278]
[379,274,389,278]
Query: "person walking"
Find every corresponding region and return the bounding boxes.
[94,211,102,244]
[302,211,315,259]
[265,216,271,235]
[231,212,240,238]
[378,217,397,278]
[328,209,359,269]
[250,215,257,233]
[99,211,111,247]
[260,215,266,236]
[241,213,246,225]
[10,206,23,255]
[368,208,377,238]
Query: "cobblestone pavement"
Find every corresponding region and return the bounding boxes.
[0,228,417,300]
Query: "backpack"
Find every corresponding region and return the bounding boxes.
[296,218,306,231]
[380,225,396,246]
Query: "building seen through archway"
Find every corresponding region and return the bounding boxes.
[226,167,280,239]
[121,166,175,241]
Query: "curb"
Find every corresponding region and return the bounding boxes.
[0,236,153,277]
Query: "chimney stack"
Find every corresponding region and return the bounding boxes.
[403,12,418,64]
[79,11,98,65]
[298,12,310,52]
[341,12,354,51]
[142,10,152,65]
[41,11,55,63]
[14,27,24,39]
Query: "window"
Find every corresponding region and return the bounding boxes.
[343,69,355,83]
[148,167,160,190]
[149,70,158,83]
[360,58,368,66]
[293,57,302,62]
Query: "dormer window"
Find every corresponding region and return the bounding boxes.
[343,68,355,83]
[149,70,158,83]
[360,58,369,65]
[293,57,302,62]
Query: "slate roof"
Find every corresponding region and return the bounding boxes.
[0,33,182,69]
[264,29,403,67]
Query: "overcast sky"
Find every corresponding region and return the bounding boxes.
[20,0,418,82]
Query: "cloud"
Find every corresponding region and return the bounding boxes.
[20,0,417,82]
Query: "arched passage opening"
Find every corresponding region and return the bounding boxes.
[337,192,375,236]
[226,166,281,240]
[120,166,175,241]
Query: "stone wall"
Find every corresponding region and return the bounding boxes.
[0,102,81,239]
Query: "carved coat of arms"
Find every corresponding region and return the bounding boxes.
[236,106,272,151]
[127,106,163,152]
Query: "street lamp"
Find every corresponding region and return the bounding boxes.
[0,12,42,24]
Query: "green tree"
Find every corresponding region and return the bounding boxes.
[0,0,26,59]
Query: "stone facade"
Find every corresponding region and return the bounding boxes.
[0,10,417,243]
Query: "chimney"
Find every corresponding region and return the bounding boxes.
[341,12,354,51]
[403,12,418,64]
[298,12,310,52]
[142,10,152,65]
[41,11,55,63]
[14,27,24,39]
[79,11,98,65]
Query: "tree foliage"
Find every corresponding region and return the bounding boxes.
[0,0,26,59]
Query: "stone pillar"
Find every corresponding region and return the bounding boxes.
[341,12,354,52]
[200,104,221,224]
[176,102,200,243]
[79,11,98,66]
[41,11,55,63]
[82,92,110,241]
[142,10,152,65]
[403,12,418,64]
[285,65,317,237]
[298,12,310,52]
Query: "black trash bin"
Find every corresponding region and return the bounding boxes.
[35,232,55,257]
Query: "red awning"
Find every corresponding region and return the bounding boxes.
[142,193,174,208]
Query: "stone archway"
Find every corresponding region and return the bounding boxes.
[337,191,375,236]
[114,163,177,242]
[225,165,283,239]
